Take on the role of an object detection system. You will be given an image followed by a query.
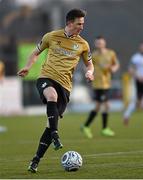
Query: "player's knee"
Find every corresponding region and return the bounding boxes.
[43,87,58,102]
[104,102,110,111]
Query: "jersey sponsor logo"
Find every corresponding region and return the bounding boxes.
[53,47,76,57]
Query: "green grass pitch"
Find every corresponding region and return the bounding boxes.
[0,111,143,179]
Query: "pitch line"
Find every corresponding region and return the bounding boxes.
[0,150,143,163]
[83,150,143,158]
[50,150,143,160]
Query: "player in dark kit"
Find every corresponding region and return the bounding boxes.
[18,9,94,173]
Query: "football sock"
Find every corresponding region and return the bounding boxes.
[84,110,97,127]
[124,100,136,119]
[102,112,108,129]
[35,127,52,159]
[46,101,59,132]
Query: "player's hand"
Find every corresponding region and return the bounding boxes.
[85,70,94,82]
[17,67,29,77]
[110,66,117,73]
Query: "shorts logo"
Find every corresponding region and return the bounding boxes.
[42,82,47,88]
[48,116,54,119]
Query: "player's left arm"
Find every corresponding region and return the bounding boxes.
[84,60,94,81]
[110,52,120,73]
[82,46,94,81]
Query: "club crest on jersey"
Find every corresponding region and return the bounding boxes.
[57,41,61,45]
[73,44,79,50]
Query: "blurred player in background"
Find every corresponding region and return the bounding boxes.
[0,61,5,81]
[0,60,7,133]
[18,9,94,173]
[81,36,119,138]
[123,42,143,125]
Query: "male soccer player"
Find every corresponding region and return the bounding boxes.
[123,42,143,125]
[81,36,119,138]
[18,9,94,173]
[0,60,7,132]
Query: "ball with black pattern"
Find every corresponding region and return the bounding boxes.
[61,151,83,171]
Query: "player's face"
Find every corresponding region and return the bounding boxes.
[69,17,84,35]
[95,39,106,49]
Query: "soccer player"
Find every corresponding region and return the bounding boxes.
[18,9,94,173]
[0,60,7,133]
[0,61,5,80]
[123,42,143,125]
[81,36,119,138]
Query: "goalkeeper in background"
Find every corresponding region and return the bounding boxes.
[81,36,119,138]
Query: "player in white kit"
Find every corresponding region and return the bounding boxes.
[123,42,143,125]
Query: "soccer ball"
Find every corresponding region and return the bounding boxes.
[61,151,83,172]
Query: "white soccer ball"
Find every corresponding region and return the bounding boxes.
[61,151,83,172]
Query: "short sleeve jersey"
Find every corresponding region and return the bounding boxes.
[37,29,91,92]
[92,49,118,89]
[130,53,143,78]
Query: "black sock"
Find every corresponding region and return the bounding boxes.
[84,110,97,127]
[34,127,52,160]
[102,112,108,129]
[47,101,59,132]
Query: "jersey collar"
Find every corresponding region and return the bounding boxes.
[64,29,77,38]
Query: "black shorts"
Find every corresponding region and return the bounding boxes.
[36,78,70,117]
[93,89,110,102]
[135,80,143,100]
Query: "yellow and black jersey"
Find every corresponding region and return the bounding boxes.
[92,49,118,89]
[0,61,5,78]
[37,29,92,92]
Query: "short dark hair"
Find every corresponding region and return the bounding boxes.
[66,9,86,24]
[95,36,105,40]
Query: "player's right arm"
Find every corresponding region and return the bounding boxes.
[17,48,40,77]
[17,33,50,77]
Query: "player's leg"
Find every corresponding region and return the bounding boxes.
[84,101,100,127]
[101,101,109,129]
[81,99,101,139]
[28,79,61,173]
[123,80,141,125]
[43,86,63,150]
[28,127,52,173]
[136,81,143,109]
[100,89,115,136]
[123,99,136,125]
[101,100,115,136]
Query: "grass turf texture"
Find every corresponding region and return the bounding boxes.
[0,111,143,179]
